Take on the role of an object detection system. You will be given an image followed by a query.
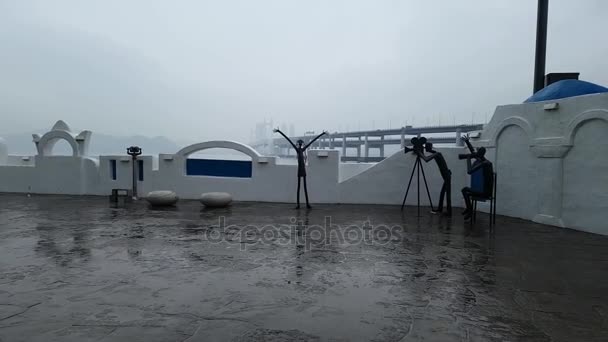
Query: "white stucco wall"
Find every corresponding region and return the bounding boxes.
[337,146,468,206]
[6,155,36,166]
[474,93,608,233]
[562,119,608,234]
[495,125,537,220]
[339,162,375,182]
[2,95,608,235]
[0,156,99,195]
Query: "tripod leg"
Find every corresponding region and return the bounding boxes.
[417,158,420,216]
[419,159,434,211]
[401,157,418,209]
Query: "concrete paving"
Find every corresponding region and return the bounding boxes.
[0,194,606,341]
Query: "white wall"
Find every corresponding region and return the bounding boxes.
[146,149,340,203]
[339,162,375,182]
[2,93,608,235]
[562,119,608,234]
[495,125,537,220]
[337,146,468,206]
[6,155,36,166]
[0,156,99,195]
[475,93,608,233]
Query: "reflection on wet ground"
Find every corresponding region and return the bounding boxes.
[0,194,607,341]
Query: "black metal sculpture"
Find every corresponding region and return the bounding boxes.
[401,137,434,216]
[459,136,493,221]
[417,142,452,216]
[274,129,327,209]
[126,146,142,199]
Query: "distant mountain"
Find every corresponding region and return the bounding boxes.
[1,130,182,156]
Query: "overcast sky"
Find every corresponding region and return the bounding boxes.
[1,0,607,142]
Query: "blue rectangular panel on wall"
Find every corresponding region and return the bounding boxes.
[110,160,117,180]
[186,159,252,178]
[138,160,144,181]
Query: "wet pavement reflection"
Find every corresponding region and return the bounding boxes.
[0,194,607,341]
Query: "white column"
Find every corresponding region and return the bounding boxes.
[342,135,347,157]
[364,134,369,158]
[456,129,463,146]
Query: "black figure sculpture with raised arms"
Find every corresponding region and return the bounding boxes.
[274,129,327,209]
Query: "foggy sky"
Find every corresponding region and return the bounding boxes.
[1,0,607,142]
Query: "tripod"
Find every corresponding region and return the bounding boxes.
[401,154,434,216]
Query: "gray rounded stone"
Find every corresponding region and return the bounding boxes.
[146,190,179,206]
[200,192,232,208]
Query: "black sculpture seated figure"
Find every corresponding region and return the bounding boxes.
[416,142,452,216]
[460,136,494,221]
[274,129,327,209]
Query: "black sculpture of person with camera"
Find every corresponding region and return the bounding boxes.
[274,129,327,209]
[460,136,493,221]
[416,142,452,216]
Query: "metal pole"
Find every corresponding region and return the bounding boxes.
[533,0,549,93]
[127,146,141,200]
[132,156,137,199]
[417,158,420,217]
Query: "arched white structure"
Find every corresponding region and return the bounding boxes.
[175,140,262,162]
[35,130,80,157]
[52,120,72,132]
[564,109,608,146]
[487,116,534,148]
[32,120,92,157]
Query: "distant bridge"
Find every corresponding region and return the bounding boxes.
[251,124,484,162]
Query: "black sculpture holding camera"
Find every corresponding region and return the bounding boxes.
[274,129,327,209]
[459,136,493,221]
[401,137,434,215]
[127,146,142,199]
[416,142,452,216]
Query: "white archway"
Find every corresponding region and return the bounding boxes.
[36,131,80,157]
[488,116,535,148]
[564,109,608,146]
[32,120,93,157]
[176,140,262,162]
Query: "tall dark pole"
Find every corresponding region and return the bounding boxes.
[127,146,142,200]
[131,155,138,199]
[533,0,549,93]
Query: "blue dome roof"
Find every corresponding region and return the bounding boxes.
[524,79,608,103]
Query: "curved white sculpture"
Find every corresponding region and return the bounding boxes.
[175,140,262,163]
[32,120,93,157]
[200,192,232,208]
[146,190,179,206]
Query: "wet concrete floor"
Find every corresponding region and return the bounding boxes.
[0,194,607,341]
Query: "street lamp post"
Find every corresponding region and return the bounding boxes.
[533,0,549,93]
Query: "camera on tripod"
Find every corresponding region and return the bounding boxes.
[404,137,427,154]
[401,136,434,213]
[458,151,479,160]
